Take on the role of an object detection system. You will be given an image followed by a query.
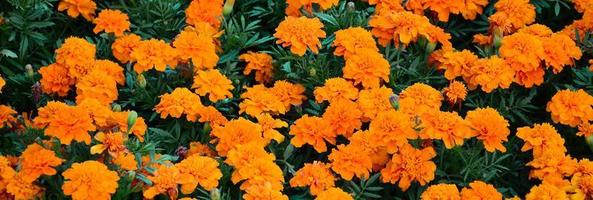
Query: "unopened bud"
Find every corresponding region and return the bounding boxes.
[586,135,593,153]
[389,94,399,110]
[210,188,221,200]
[493,27,503,48]
[137,74,146,88]
[425,42,437,54]
[223,0,236,17]
[25,64,34,77]
[112,104,122,112]
[309,68,316,76]
[347,2,356,11]
[127,111,138,133]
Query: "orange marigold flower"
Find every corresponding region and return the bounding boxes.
[243,184,289,200]
[332,27,379,58]
[499,32,545,73]
[143,165,193,199]
[75,70,118,105]
[518,24,553,37]
[43,104,96,145]
[468,56,515,93]
[239,52,274,84]
[0,156,16,193]
[90,131,127,155]
[113,152,137,171]
[225,141,275,169]
[357,86,394,121]
[0,76,4,92]
[381,145,436,191]
[460,181,503,199]
[367,0,405,14]
[573,0,593,13]
[0,105,16,129]
[19,143,63,182]
[525,182,568,200]
[187,142,216,157]
[577,122,593,137]
[130,39,179,73]
[527,151,577,182]
[58,0,97,20]
[55,37,96,80]
[349,130,390,171]
[111,33,142,63]
[94,60,125,85]
[271,80,306,110]
[6,175,42,200]
[489,0,536,34]
[285,0,339,17]
[437,49,478,80]
[369,11,449,47]
[546,89,593,127]
[173,29,219,70]
[62,161,120,200]
[443,81,467,105]
[176,155,222,193]
[93,9,130,36]
[315,188,354,200]
[542,33,582,74]
[422,0,465,22]
[517,123,566,157]
[211,118,264,156]
[104,111,147,141]
[231,158,284,191]
[465,107,510,152]
[256,114,287,143]
[314,77,359,104]
[239,85,286,117]
[343,50,390,89]
[421,183,461,200]
[154,87,204,122]
[328,144,373,181]
[192,69,233,102]
[289,115,336,153]
[399,83,443,117]
[274,16,326,56]
[194,106,228,128]
[33,101,69,128]
[290,161,335,195]
[185,0,224,29]
[459,0,488,20]
[420,111,473,149]
[322,100,363,138]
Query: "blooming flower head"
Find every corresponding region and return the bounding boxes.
[343,50,390,89]
[422,0,464,22]
[192,69,233,102]
[421,183,461,200]
[285,0,339,17]
[58,0,97,20]
[0,156,16,192]
[239,85,286,117]
[399,83,443,117]
[322,100,362,138]
[516,123,566,157]
[173,29,219,70]
[42,103,96,145]
[93,59,125,85]
[113,152,137,171]
[90,131,127,156]
[75,70,118,105]
[314,78,359,104]
[143,165,193,199]
[55,37,96,80]
[38,63,76,96]
[460,181,503,200]
[93,9,130,36]
[367,0,405,14]
[546,89,593,127]
[239,52,274,84]
[111,33,142,63]
[499,32,545,73]
[527,150,577,182]
[467,56,515,93]
[368,110,417,153]
[195,106,229,128]
[130,39,179,73]
[381,145,436,191]
[274,16,326,56]
[62,161,120,200]
[154,87,204,122]
[289,115,335,153]
[542,33,582,74]
[211,118,264,156]
[525,182,568,200]
[357,86,394,121]
[103,111,147,142]
[225,141,275,169]
[315,188,353,200]
[443,81,467,105]
[328,144,373,181]
[19,143,63,182]
[0,105,16,129]
[243,184,288,200]
[348,130,390,171]
[332,27,379,58]
[231,158,284,191]
[289,161,335,195]
[271,81,306,110]
[256,114,287,143]
[465,107,510,152]
[437,49,478,80]
[185,0,224,29]
[187,142,216,157]
[578,122,593,137]
[6,175,42,200]
[420,111,473,149]
[175,155,222,193]
[489,0,536,34]
[369,11,448,47]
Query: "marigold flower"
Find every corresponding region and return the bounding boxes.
[546,89,593,127]
[194,106,228,128]
[143,165,193,199]
[58,0,97,20]
[94,59,125,85]
[527,151,576,182]
[42,103,96,145]
[111,34,142,63]
[577,122,593,137]
[315,188,353,200]
[176,155,222,193]
[332,27,379,58]
[113,152,137,171]
[239,85,286,117]
[420,111,473,149]
[328,144,373,181]
[286,0,339,16]
[0,76,4,92]
[348,130,390,171]
[185,0,224,29]
[192,69,233,102]
[187,142,216,157]
[239,52,274,84]
[90,131,127,155]
[357,86,394,121]
[33,101,69,128]
[93,9,130,36]
[571,159,593,198]
[256,114,287,143]
[367,110,416,153]
[243,184,289,200]
[422,0,464,22]
[75,70,118,105]
[6,175,41,200]
[468,56,515,93]
[399,83,443,117]
[62,161,120,200]
[0,156,15,193]
[173,29,219,70]
[525,182,568,200]
[226,141,275,169]
[55,37,96,80]
[443,81,467,105]
[518,24,553,37]
[130,39,179,73]
[381,145,436,191]
[39,63,76,97]
[437,50,478,80]
[460,181,503,199]
[369,11,449,48]
[367,0,405,14]
[465,107,510,152]
[314,78,359,104]
[289,115,336,153]
[104,111,147,142]
[231,158,284,191]
[542,33,582,73]
[343,50,390,89]
[211,118,264,156]
[154,87,204,122]
[271,80,306,110]
[322,100,362,138]
[19,143,63,182]
[290,161,335,195]
[0,105,16,129]
[489,0,536,34]
[421,183,461,200]
[274,16,326,56]
[517,123,566,157]
[500,32,545,72]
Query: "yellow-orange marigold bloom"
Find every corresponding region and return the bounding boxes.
[239,85,286,116]
[357,86,394,121]
[443,81,467,105]
[368,109,417,154]
[239,52,274,84]
[343,50,390,89]
[19,143,63,182]
[369,11,449,47]
[154,87,204,121]
[468,56,515,93]
[185,0,224,29]
[460,181,503,200]
[381,145,436,191]
[130,39,178,73]
[274,16,326,56]
[0,156,15,194]
[104,111,147,141]
[465,107,510,152]
[58,0,96,20]
[328,144,373,181]
[422,0,464,22]
[460,0,489,20]
[322,100,362,138]
[111,34,142,63]
[43,104,96,145]
[527,151,577,182]
[437,50,478,80]
[518,24,553,37]
[211,118,264,156]
[243,184,289,200]
[316,188,354,200]
[192,69,233,102]
[420,111,473,149]
[525,182,568,200]
[290,161,335,195]
[33,101,69,128]
[231,158,284,191]
[93,9,130,36]
[577,122,593,137]
[314,78,359,104]
[289,115,336,153]
[187,142,216,157]
[173,29,219,70]
[194,106,228,128]
[285,0,339,17]
[38,63,75,96]
[113,152,137,171]
[542,33,583,74]
[349,130,390,171]
[176,155,222,193]
[571,159,593,198]
[143,165,193,199]
[573,0,593,13]
[367,0,405,14]
[517,123,566,157]
[62,161,120,200]
[489,0,536,34]
[547,89,593,127]
[90,131,127,155]
[0,105,16,129]
[399,83,443,117]
[94,60,125,85]
[332,27,379,58]
[271,80,307,110]
[75,70,118,105]
[256,114,287,143]
[225,141,275,169]
[6,175,41,200]
[55,37,96,80]
[499,32,545,73]
[421,183,461,200]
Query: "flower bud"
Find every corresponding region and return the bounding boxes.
[137,74,146,88]
[127,111,138,132]
[493,27,503,48]
[389,94,399,110]
[25,64,34,78]
[210,188,221,200]
[112,103,122,112]
[223,0,236,17]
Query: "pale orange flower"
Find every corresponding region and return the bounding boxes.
[271,80,306,110]
[398,83,443,117]
[369,110,417,154]
[465,107,510,152]
[542,33,582,74]
[93,9,130,36]
[192,69,234,102]
[154,87,204,122]
[420,111,473,149]
[516,123,566,157]
[381,145,436,191]
[239,85,286,116]
[225,141,275,169]
[38,63,76,96]
[525,182,568,200]
[357,87,394,121]
[332,27,379,58]
[489,0,536,34]
[62,161,120,200]
[348,130,390,171]
[437,49,478,80]
[6,175,42,200]
[42,104,96,145]
[274,16,326,56]
[55,37,96,80]
[211,118,264,156]
[527,151,577,183]
[75,70,118,105]
[93,59,125,85]
[499,33,545,86]
[546,89,593,127]
[442,81,467,105]
[322,100,362,138]
[468,56,515,93]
